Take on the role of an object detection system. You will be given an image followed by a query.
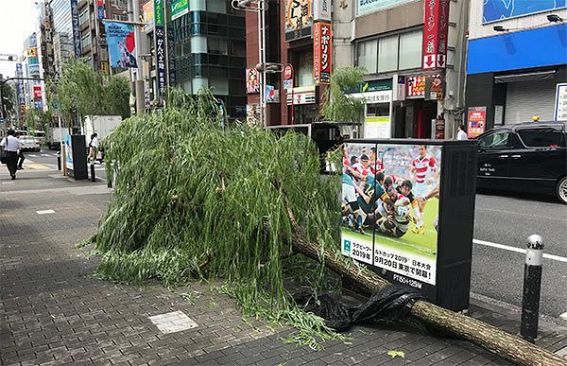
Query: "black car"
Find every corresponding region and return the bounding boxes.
[475,121,567,204]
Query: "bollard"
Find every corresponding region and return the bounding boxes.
[90,163,96,182]
[57,152,61,171]
[520,234,544,343]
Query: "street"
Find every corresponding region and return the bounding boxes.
[472,192,567,318]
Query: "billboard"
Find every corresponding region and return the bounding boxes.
[357,0,416,16]
[104,21,138,68]
[341,143,441,286]
[143,1,155,31]
[285,0,312,41]
[422,0,449,70]
[467,107,486,138]
[483,0,567,24]
[313,21,332,84]
[171,0,189,20]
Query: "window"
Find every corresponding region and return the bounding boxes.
[208,37,227,55]
[377,35,398,73]
[479,131,522,150]
[518,128,566,147]
[357,40,377,74]
[297,51,313,87]
[399,31,422,70]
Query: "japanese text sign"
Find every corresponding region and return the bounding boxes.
[313,21,332,84]
[422,0,450,70]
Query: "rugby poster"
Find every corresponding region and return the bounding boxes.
[341,143,441,286]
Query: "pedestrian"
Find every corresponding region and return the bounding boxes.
[88,133,99,164]
[456,124,468,141]
[16,132,25,170]
[0,129,21,180]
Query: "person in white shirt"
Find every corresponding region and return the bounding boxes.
[456,124,468,141]
[88,133,99,164]
[1,129,22,180]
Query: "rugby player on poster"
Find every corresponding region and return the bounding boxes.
[410,145,438,233]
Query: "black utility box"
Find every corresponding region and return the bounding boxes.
[340,139,477,312]
[64,134,88,180]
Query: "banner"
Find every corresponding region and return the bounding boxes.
[33,86,42,101]
[143,1,155,31]
[285,0,312,41]
[467,107,486,138]
[422,0,449,70]
[154,0,164,27]
[246,68,260,94]
[71,0,82,58]
[171,0,189,20]
[155,27,167,96]
[97,0,106,20]
[313,21,332,84]
[104,21,138,68]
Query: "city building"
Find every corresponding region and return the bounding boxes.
[20,33,44,113]
[465,0,567,133]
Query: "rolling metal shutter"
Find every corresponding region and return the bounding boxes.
[504,79,556,124]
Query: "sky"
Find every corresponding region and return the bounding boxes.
[0,0,40,78]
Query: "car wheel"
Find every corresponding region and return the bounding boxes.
[557,176,567,205]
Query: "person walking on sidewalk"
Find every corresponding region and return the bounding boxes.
[88,133,99,164]
[16,132,25,170]
[1,129,21,180]
[456,124,468,141]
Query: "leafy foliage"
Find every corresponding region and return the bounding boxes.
[95,89,345,345]
[321,67,366,125]
[56,60,130,126]
[1,80,16,118]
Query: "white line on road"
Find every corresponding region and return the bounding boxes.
[474,239,567,263]
[28,154,38,157]
[36,209,55,215]
[41,154,51,157]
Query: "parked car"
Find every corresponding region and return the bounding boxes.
[19,135,41,152]
[475,121,567,204]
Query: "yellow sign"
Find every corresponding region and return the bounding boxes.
[285,0,312,41]
[366,116,389,123]
[27,48,37,57]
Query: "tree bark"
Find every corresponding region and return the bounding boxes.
[288,208,567,366]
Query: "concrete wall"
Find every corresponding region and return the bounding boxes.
[354,0,423,39]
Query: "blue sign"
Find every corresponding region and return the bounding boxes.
[104,21,138,68]
[483,0,567,24]
[65,134,74,170]
[71,0,82,57]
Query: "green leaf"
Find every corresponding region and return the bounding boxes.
[387,350,405,358]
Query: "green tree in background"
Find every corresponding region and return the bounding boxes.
[321,67,366,126]
[1,80,16,119]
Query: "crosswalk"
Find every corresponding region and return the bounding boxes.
[26,153,59,158]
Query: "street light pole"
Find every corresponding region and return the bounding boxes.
[128,0,145,114]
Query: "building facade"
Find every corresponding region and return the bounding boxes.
[465,0,567,134]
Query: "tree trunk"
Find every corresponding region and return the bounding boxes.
[288,210,567,366]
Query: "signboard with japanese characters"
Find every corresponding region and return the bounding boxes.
[33,86,42,101]
[422,0,449,70]
[246,68,260,94]
[554,83,567,122]
[406,75,427,98]
[357,0,416,16]
[313,0,331,21]
[71,0,82,58]
[313,21,332,84]
[154,27,167,97]
[286,86,316,105]
[283,64,294,92]
[285,0,313,41]
[467,107,486,138]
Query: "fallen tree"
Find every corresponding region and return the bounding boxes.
[94,90,566,366]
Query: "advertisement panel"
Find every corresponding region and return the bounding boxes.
[168,26,176,85]
[555,83,567,122]
[422,0,449,70]
[71,0,82,57]
[313,0,331,21]
[357,0,416,16]
[154,0,164,27]
[155,27,167,96]
[406,75,426,98]
[65,134,74,170]
[33,86,42,101]
[97,0,106,19]
[467,107,486,138]
[313,21,332,84]
[143,1,155,31]
[285,0,313,41]
[246,104,260,127]
[341,143,441,286]
[246,68,260,94]
[483,0,566,24]
[171,0,189,20]
[104,21,138,68]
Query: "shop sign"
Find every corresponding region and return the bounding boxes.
[168,26,176,85]
[100,61,109,74]
[26,48,37,58]
[313,21,332,84]
[154,0,164,27]
[357,0,414,16]
[406,75,427,98]
[246,68,260,94]
[171,0,189,21]
[16,63,25,106]
[246,104,260,127]
[71,0,82,58]
[467,106,486,138]
[424,74,444,100]
[554,83,567,122]
[283,64,294,91]
[97,0,106,20]
[265,85,280,103]
[350,90,392,104]
[285,0,313,41]
[33,86,42,101]
[422,0,449,70]
[154,26,167,96]
[363,79,392,92]
[143,1,155,32]
[341,142,441,286]
[286,86,316,105]
[313,0,331,21]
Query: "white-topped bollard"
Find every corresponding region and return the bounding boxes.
[520,234,544,343]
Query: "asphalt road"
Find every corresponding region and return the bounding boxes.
[472,191,567,318]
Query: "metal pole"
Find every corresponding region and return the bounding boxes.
[521,234,544,343]
[257,0,266,127]
[131,0,145,114]
[0,79,4,120]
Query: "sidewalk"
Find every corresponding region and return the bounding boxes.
[1,170,566,366]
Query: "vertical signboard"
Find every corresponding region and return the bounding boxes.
[467,106,486,138]
[171,0,189,20]
[97,0,106,19]
[313,21,332,84]
[313,0,331,21]
[154,0,167,97]
[71,0,82,57]
[285,0,313,41]
[422,0,450,70]
[246,68,260,94]
[143,1,155,32]
[104,22,138,68]
[341,143,441,285]
[167,26,176,86]
[555,83,567,122]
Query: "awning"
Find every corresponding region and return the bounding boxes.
[494,70,556,84]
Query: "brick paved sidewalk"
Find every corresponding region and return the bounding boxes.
[1,172,566,366]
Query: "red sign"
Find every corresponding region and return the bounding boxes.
[406,76,427,98]
[467,106,487,138]
[313,21,332,84]
[422,0,450,70]
[33,85,42,101]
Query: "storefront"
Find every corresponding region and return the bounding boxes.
[349,79,393,138]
